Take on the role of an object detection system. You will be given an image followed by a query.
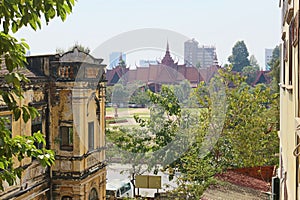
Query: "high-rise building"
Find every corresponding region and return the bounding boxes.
[265,48,273,70]
[109,52,126,69]
[184,39,217,68]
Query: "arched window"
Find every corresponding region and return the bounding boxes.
[89,188,98,200]
[61,196,72,200]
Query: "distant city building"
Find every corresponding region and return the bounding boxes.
[184,38,217,68]
[139,59,158,67]
[109,52,126,69]
[265,48,273,71]
[107,42,221,89]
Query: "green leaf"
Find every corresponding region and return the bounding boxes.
[0,162,4,170]
[12,22,18,33]
[29,19,37,30]
[21,39,29,50]
[0,0,75,191]
[13,108,21,121]
[27,106,39,119]
[22,107,30,123]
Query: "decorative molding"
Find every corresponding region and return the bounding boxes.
[55,147,106,161]
[52,162,106,180]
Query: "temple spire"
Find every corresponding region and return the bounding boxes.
[161,41,175,67]
[166,40,169,52]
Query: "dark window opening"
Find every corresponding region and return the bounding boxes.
[32,123,43,161]
[88,122,94,151]
[283,41,287,85]
[289,25,293,85]
[289,43,293,85]
[89,188,98,200]
[62,196,72,200]
[60,126,73,151]
[32,112,43,150]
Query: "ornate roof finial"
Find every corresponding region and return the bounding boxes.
[166,40,169,52]
[161,41,175,67]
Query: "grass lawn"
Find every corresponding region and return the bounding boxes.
[106,107,204,127]
[106,107,150,117]
[106,107,150,127]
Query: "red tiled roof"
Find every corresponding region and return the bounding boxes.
[135,67,149,82]
[107,64,217,87]
[106,44,219,87]
[216,169,272,192]
[199,66,220,83]
[252,71,271,86]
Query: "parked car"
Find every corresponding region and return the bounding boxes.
[106,179,133,199]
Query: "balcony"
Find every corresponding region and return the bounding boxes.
[51,63,105,83]
[57,65,76,81]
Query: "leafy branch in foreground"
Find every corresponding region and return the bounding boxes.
[0,0,75,190]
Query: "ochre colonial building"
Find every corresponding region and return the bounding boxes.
[280,0,300,199]
[0,47,106,200]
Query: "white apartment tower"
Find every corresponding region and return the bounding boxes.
[265,48,273,71]
[184,38,217,68]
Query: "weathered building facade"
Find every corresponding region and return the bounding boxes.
[0,47,106,200]
[280,0,300,199]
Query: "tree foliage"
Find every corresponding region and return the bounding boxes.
[228,41,250,72]
[107,68,279,198]
[249,55,260,69]
[108,59,278,198]
[168,67,279,198]
[129,89,149,106]
[0,0,74,34]
[242,65,259,85]
[0,0,75,190]
[106,86,182,195]
[200,67,278,168]
[268,45,280,69]
[56,42,91,54]
[268,45,280,91]
[173,80,191,104]
[111,83,129,106]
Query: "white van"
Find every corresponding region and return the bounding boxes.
[106,179,134,199]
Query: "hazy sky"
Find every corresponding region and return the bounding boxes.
[14,0,281,68]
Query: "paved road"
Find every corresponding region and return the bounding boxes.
[106,163,178,197]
